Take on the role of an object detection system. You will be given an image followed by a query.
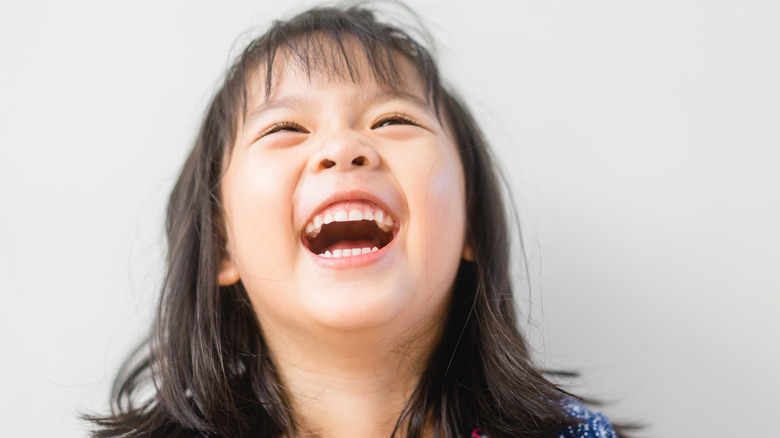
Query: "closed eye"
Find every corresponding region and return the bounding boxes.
[259,121,309,138]
[372,113,420,129]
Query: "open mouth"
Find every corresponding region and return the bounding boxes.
[302,201,397,258]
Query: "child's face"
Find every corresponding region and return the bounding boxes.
[219,53,468,340]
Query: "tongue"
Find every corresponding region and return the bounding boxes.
[324,239,380,252]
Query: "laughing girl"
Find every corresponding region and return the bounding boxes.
[88,4,624,437]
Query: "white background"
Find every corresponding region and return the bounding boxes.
[1,1,778,436]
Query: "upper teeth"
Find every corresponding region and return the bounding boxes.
[304,201,395,238]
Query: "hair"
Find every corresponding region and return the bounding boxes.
[86,3,632,437]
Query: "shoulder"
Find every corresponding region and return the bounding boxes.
[470,398,618,438]
[555,398,618,438]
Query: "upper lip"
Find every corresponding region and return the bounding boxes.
[300,189,400,234]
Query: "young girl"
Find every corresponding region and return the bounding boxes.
[88,4,626,437]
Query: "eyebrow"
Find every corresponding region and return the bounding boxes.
[245,88,434,126]
[245,96,308,125]
[367,89,433,114]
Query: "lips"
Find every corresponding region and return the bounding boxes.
[301,199,398,258]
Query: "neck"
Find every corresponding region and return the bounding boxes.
[263,319,444,437]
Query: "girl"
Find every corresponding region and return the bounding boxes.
[88,3,627,437]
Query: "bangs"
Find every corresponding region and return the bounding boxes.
[265,32,405,94]
[233,5,442,120]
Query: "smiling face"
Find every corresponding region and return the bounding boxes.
[218,51,468,343]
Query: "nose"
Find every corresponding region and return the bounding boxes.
[308,133,380,173]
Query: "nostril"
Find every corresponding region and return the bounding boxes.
[352,156,366,166]
[321,159,336,169]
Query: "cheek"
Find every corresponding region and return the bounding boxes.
[425,160,466,231]
[404,147,467,290]
[222,152,301,279]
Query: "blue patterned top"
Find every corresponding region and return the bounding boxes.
[470,398,618,438]
[195,398,617,437]
[556,398,618,438]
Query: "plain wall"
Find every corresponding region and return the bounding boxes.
[1,1,778,436]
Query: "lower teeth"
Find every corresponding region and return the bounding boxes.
[319,247,379,258]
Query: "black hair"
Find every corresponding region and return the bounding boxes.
[85,3,634,437]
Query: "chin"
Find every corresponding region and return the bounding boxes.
[307,286,450,342]
[303,284,409,331]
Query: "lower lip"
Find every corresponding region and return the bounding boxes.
[304,235,397,269]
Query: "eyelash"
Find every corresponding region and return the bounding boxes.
[258,113,420,139]
[259,121,308,138]
[372,113,420,129]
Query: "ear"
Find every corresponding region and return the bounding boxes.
[218,256,240,286]
[462,242,475,262]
